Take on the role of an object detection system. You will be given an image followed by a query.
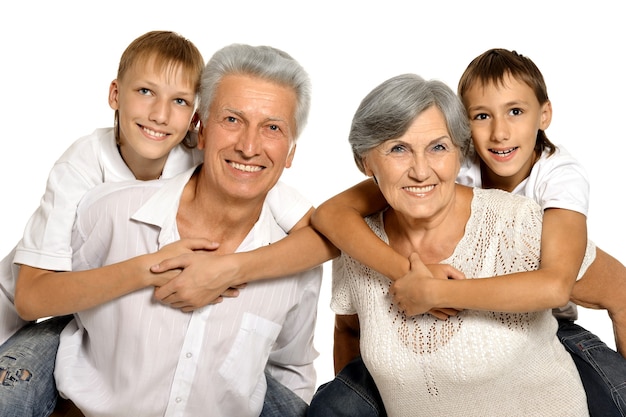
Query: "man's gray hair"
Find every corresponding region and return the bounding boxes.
[198,43,312,141]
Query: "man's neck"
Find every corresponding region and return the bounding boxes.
[176,171,265,254]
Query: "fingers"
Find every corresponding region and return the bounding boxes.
[151,257,188,273]
[220,288,240,298]
[179,238,220,252]
[154,287,242,310]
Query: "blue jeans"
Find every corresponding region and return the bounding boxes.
[308,357,386,417]
[309,323,626,417]
[0,315,72,417]
[261,371,308,417]
[558,320,626,416]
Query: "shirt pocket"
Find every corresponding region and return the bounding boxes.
[218,312,282,398]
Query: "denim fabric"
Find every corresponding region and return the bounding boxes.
[558,320,626,417]
[0,315,72,417]
[261,371,308,417]
[308,357,386,417]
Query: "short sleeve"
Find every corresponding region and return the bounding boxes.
[265,181,313,233]
[330,255,356,315]
[525,147,590,216]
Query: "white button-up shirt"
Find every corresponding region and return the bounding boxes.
[55,167,322,417]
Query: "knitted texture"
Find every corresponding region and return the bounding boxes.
[331,188,589,417]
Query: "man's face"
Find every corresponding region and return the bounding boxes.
[198,74,297,203]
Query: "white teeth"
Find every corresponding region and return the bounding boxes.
[405,185,434,193]
[143,127,167,138]
[229,161,263,172]
[490,147,516,156]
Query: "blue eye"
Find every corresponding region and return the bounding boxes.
[175,98,189,106]
[390,144,406,153]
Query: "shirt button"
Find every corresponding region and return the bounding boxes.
[176,397,182,403]
[186,352,193,358]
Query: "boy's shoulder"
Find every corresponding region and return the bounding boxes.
[58,128,115,158]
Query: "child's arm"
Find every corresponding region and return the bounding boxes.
[14,238,219,320]
[311,179,409,280]
[571,248,626,355]
[391,208,587,314]
[151,208,339,311]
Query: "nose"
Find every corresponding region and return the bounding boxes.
[234,128,262,157]
[149,97,170,125]
[490,116,509,142]
[409,152,430,181]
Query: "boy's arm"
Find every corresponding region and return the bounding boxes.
[571,248,626,356]
[391,208,587,314]
[311,179,409,280]
[14,238,216,320]
[151,208,339,311]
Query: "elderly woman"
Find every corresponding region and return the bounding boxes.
[310,74,589,416]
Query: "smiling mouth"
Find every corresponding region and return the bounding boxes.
[228,161,264,172]
[489,147,518,156]
[404,185,434,194]
[141,125,168,138]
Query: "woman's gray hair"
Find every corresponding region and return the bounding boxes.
[197,43,311,141]
[349,73,471,174]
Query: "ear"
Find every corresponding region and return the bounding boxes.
[284,143,296,169]
[197,121,206,149]
[540,100,552,130]
[362,155,375,177]
[189,112,200,131]
[108,80,120,111]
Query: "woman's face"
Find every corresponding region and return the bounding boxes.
[362,105,460,223]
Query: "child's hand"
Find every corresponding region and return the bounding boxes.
[154,238,220,260]
[390,253,465,318]
[151,251,246,311]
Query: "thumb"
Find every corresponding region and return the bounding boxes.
[408,252,423,270]
[184,238,220,251]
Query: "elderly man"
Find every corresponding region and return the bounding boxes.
[50,43,325,417]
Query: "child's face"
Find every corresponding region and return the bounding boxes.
[463,73,551,191]
[108,56,197,174]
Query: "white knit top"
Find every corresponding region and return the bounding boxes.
[331,188,589,417]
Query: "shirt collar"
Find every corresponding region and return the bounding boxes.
[130,164,280,251]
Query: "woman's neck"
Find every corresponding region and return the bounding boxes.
[384,185,472,263]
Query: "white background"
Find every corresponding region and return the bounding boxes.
[1,0,623,388]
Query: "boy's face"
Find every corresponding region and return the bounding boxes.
[197,74,297,202]
[463,73,552,191]
[108,56,197,178]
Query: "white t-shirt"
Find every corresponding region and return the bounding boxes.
[332,188,589,417]
[0,127,309,344]
[456,146,596,320]
[56,167,322,417]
